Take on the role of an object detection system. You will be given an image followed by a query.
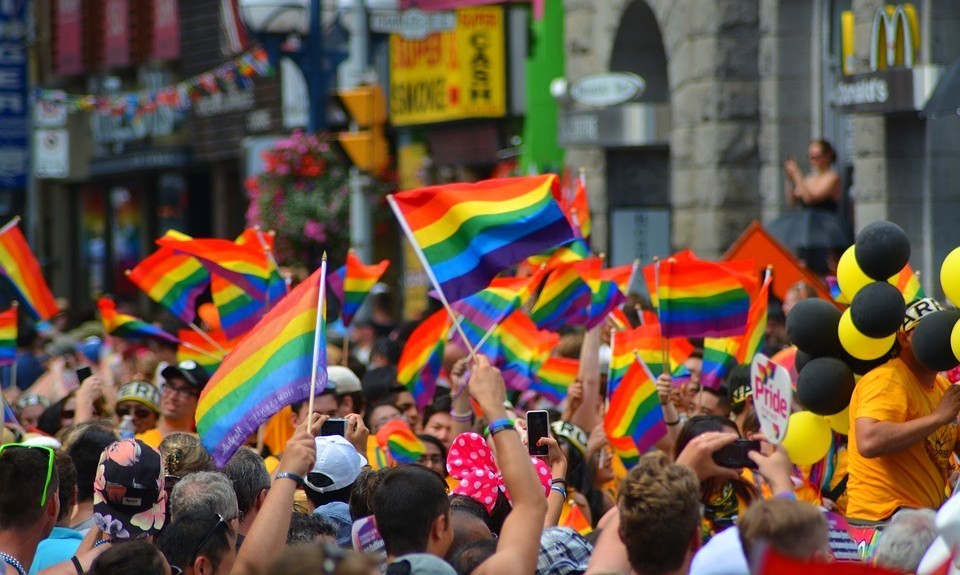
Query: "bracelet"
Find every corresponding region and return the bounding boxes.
[451,381,467,400]
[449,409,473,422]
[550,478,567,487]
[486,418,514,437]
[275,472,305,487]
[550,485,567,499]
[664,419,680,426]
[94,539,113,548]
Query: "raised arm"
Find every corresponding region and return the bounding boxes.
[470,356,548,575]
[571,326,601,432]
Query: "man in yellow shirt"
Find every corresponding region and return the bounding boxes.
[847,298,960,521]
[135,360,208,449]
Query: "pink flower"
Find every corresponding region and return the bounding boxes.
[304,220,327,243]
[106,440,141,466]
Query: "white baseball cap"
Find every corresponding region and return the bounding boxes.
[305,435,367,493]
[328,365,362,395]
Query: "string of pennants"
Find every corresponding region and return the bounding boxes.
[32,47,273,118]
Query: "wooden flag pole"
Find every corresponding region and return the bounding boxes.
[0,215,20,235]
[187,321,228,356]
[341,336,350,366]
[386,195,477,358]
[306,254,328,430]
[179,340,225,363]
[653,257,671,374]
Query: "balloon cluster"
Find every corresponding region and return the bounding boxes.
[779,222,913,463]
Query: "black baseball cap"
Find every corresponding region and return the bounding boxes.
[161,360,210,390]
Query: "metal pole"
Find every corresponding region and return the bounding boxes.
[307,0,325,132]
[348,0,372,262]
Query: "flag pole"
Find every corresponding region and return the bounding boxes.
[386,195,478,358]
[306,254,328,430]
[179,340,225,363]
[254,227,288,293]
[341,336,350,366]
[187,321,228,356]
[0,216,20,236]
[626,258,640,296]
[654,257,671,375]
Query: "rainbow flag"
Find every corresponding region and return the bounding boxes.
[376,419,425,465]
[0,306,16,366]
[586,278,627,330]
[605,355,666,456]
[532,356,579,404]
[451,266,546,335]
[529,258,597,330]
[526,238,590,268]
[826,276,846,304]
[0,220,59,321]
[176,329,238,376]
[736,275,772,364]
[892,264,924,303]
[559,502,593,536]
[127,246,209,324]
[197,265,328,467]
[234,229,288,301]
[157,236,278,303]
[603,262,637,296]
[97,298,179,344]
[608,434,640,470]
[701,337,740,391]
[211,275,264,339]
[656,258,756,338]
[388,175,577,303]
[495,311,559,391]
[554,168,592,241]
[609,324,694,394]
[327,250,390,327]
[398,309,450,409]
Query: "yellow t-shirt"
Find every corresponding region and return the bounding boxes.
[135,428,163,450]
[847,358,957,521]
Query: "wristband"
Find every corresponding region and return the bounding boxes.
[550,485,567,499]
[449,409,473,422]
[550,478,567,486]
[665,418,680,426]
[485,418,514,437]
[275,472,305,487]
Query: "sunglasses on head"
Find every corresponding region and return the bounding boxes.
[0,443,55,507]
[116,406,153,419]
[189,514,227,566]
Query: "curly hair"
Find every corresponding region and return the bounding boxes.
[618,452,701,575]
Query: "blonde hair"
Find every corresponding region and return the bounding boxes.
[159,432,214,477]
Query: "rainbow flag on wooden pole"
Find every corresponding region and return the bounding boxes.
[98,297,180,344]
[604,352,666,458]
[327,249,390,327]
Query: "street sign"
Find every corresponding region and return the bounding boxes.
[570,73,645,107]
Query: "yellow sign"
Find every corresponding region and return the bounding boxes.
[840,4,919,75]
[389,6,506,126]
[398,142,429,319]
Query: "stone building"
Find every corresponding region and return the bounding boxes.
[561,0,960,293]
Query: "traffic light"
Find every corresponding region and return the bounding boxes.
[337,85,389,175]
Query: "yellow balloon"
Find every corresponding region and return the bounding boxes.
[781,411,832,466]
[838,309,896,360]
[941,247,960,305]
[951,319,960,364]
[824,405,850,435]
[837,246,872,302]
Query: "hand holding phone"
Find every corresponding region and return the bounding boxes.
[526,410,550,457]
[711,439,760,470]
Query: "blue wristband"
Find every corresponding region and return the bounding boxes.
[550,485,567,499]
[485,418,514,437]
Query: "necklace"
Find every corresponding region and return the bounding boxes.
[0,551,26,575]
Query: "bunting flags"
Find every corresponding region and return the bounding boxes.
[196,266,328,467]
[97,297,179,344]
[327,250,390,327]
[397,309,450,410]
[0,220,59,321]
[388,175,577,303]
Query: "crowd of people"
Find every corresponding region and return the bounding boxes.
[1,281,959,575]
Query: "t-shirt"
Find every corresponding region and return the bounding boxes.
[846,357,957,521]
[135,427,163,450]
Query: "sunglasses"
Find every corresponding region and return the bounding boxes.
[116,406,153,419]
[0,443,55,507]
[189,514,227,566]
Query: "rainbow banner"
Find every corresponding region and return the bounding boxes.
[532,356,578,404]
[376,419,425,465]
[127,246,209,324]
[397,309,450,409]
[656,258,756,338]
[529,258,597,331]
[97,297,179,344]
[158,236,279,303]
[0,306,17,366]
[197,265,328,467]
[327,250,390,327]
[892,264,924,303]
[176,329,238,376]
[388,175,577,304]
[609,324,694,395]
[0,220,59,321]
[605,354,666,456]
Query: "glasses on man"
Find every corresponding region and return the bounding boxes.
[116,406,153,419]
[0,443,55,507]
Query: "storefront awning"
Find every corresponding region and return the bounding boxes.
[923,57,960,119]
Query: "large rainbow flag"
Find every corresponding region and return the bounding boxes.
[0,220,59,321]
[388,175,577,303]
[0,306,17,366]
[656,258,756,338]
[532,356,578,404]
[605,354,666,456]
[397,309,450,409]
[126,246,209,324]
[97,297,179,344]
[327,250,390,327]
[197,266,328,467]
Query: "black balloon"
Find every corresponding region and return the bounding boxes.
[854,221,911,281]
[786,299,843,357]
[795,349,814,373]
[912,310,960,372]
[839,349,890,376]
[796,357,857,416]
[850,282,906,338]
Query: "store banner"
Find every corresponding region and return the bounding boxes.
[153,0,180,61]
[56,0,83,76]
[0,0,28,188]
[389,6,506,126]
[104,0,130,68]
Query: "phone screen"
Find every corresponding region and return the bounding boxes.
[320,418,347,437]
[526,410,550,457]
[712,439,761,469]
[76,366,93,383]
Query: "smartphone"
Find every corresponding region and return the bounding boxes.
[712,439,761,469]
[526,410,550,457]
[76,366,93,383]
[320,418,347,437]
